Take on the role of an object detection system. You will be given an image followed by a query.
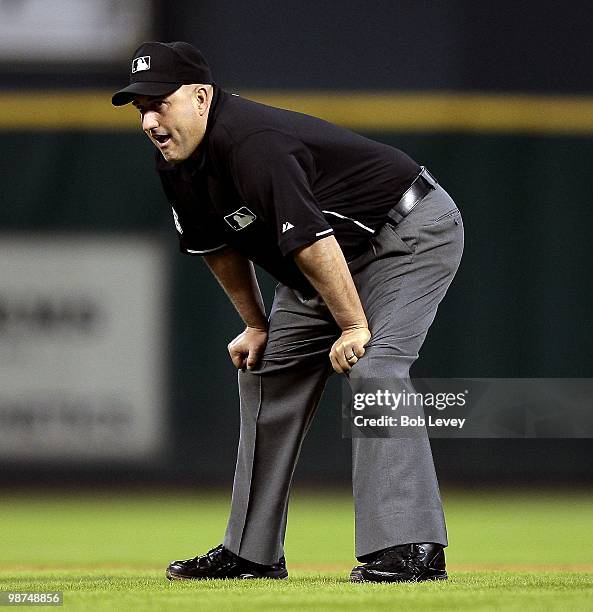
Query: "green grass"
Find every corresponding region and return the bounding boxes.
[3,571,592,611]
[1,488,592,610]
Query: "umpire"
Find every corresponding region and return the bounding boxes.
[113,41,464,583]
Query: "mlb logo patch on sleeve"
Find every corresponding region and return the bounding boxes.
[224,207,257,231]
[132,56,151,73]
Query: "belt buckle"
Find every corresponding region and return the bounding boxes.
[420,166,438,189]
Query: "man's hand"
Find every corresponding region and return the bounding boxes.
[293,236,372,375]
[228,326,269,371]
[330,326,371,374]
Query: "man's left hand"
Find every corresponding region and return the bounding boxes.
[329,326,371,373]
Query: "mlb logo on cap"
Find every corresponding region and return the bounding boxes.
[132,56,151,73]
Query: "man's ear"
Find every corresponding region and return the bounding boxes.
[194,85,211,113]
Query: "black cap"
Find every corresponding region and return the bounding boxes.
[112,41,213,106]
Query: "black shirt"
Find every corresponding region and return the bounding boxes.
[157,86,421,292]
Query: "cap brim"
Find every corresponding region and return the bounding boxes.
[111,82,181,106]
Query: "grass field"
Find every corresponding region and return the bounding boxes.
[1,488,592,610]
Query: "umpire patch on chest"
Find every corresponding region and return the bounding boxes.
[224,206,257,231]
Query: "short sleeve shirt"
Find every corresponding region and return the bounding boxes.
[157,87,421,291]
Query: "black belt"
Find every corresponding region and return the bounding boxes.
[387,166,438,226]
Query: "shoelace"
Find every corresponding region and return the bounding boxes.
[373,545,410,565]
[202,545,226,567]
[180,545,225,568]
[370,545,428,577]
[403,555,427,577]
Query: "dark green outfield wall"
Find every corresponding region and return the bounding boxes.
[3,131,593,483]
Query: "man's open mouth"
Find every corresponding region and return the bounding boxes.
[153,133,170,145]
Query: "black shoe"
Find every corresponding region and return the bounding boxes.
[350,542,447,583]
[166,544,288,581]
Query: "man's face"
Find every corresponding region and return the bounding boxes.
[133,85,210,163]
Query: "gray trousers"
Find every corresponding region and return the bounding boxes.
[223,185,464,564]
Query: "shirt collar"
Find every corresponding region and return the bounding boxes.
[155,84,224,180]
